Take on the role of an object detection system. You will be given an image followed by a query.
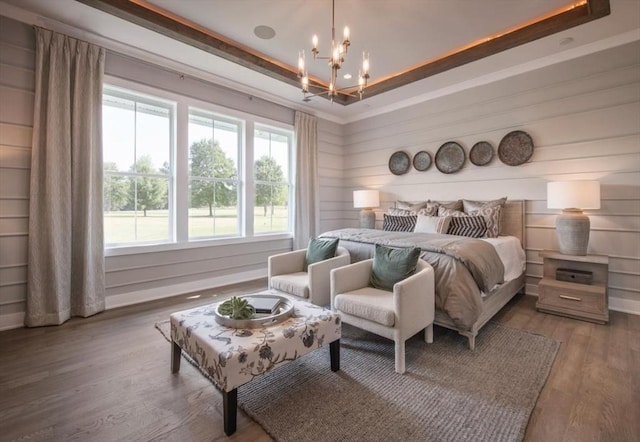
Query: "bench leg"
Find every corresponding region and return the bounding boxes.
[330,339,340,372]
[171,341,181,373]
[223,388,237,436]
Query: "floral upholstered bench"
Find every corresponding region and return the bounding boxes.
[169,290,341,436]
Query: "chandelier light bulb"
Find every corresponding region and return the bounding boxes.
[312,35,319,51]
[343,26,350,42]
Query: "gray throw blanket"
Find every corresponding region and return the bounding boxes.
[320,229,505,331]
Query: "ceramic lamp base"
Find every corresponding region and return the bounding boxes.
[556,209,590,255]
[359,209,375,229]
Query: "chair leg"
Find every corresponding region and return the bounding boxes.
[394,340,406,374]
[424,323,434,344]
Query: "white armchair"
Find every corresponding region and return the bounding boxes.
[268,246,350,307]
[330,259,435,374]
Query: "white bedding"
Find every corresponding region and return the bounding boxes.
[480,236,526,282]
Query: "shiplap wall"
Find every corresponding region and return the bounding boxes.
[0,16,341,328]
[0,16,34,329]
[341,41,640,314]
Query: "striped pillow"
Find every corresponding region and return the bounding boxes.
[382,214,417,232]
[447,215,487,238]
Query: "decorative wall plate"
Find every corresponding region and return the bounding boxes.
[388,151,411,175]
[498,130,534,166]
[412,151,432,171]
[469,141,494,166]
[435,142,466,174]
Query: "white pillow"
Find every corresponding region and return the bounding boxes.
[414,215,451,234]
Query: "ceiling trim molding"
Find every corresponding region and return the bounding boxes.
[74,0,610,106]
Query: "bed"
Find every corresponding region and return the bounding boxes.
[320,200,526,350]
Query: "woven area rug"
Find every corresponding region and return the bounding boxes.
[156,321,558,442]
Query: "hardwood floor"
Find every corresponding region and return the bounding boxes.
[1,282,638,442]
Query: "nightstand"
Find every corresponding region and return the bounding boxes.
[536,250,609,324]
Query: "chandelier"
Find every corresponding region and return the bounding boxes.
[296,0,370,102]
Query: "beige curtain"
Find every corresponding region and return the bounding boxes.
[26,27,106,326]
[293,111,320,249]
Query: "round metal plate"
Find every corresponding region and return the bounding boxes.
[412,151,432,171]
[214,294,294,329]
[469,141,494,166]
[498,130,534,166]
[435,141,466,174]
[388,151,411,175]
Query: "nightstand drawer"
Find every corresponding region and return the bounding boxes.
[538,279,606,315]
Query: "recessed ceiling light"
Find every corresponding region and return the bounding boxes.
[343,73,352,79]
[254,25,276,40]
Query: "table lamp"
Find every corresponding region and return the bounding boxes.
[353,189,379,229]
[547,180,600,255]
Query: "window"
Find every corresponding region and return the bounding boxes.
[188,109,241,239]
[102,81,294,250]
[254,125,293,234]
[102,88,175,246]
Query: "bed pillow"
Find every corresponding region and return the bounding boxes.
[439,205,501,238]
[431,199,463,211]
[382,214,417,232]
[395,201,427,211]
[462,197,507,213]
[370,244,421,291]
[305,237,339,270]
[469,205,502,238]
[447,215,487,238]
[414,215,451,234]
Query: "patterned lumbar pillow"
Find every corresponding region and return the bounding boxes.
[370,244,421,291]
[382,214,417,232]
[414,215,452,234]
[447,214,487,238]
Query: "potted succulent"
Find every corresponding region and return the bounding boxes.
[218,296,256,320]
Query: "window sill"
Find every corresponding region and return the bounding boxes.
[105,233,293,257]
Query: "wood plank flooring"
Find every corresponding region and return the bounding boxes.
[1,281,638,442]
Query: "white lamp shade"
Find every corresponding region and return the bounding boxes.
[353,190,380,209]
[547,181,600,210]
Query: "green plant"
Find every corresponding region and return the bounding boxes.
[218,296,256,320]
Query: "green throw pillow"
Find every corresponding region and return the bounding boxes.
[305,237,339,270]
[370,244,421,291]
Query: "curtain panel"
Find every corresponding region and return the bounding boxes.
[293,111,319,249]
[26,27,106,326]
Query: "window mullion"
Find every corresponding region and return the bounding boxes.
[176,100,189,242]
[244,120,255,237]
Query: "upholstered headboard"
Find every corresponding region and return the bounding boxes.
[501,200,525,249]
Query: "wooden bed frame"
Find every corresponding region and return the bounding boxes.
[433,200,526,350]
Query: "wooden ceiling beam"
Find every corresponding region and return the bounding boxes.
[75,0,609,106]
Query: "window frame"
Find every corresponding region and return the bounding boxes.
[102,76,294,257]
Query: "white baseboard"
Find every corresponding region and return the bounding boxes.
[0,312,26,331]
[105,268,267,310]
[609,297,640,316]
[0,269,266,331]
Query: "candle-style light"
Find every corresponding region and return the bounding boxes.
[296,0,370,102]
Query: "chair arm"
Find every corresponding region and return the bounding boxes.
[330,259,373,309]
[268,249,306,281]
[393,260,435,324]
[308,248,351,307]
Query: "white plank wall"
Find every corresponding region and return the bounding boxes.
[340,41,640,315]
[0,16,34,329]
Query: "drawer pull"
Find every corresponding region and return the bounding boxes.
[559,294,582,302]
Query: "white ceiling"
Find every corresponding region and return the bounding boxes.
[1,0,639,122]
